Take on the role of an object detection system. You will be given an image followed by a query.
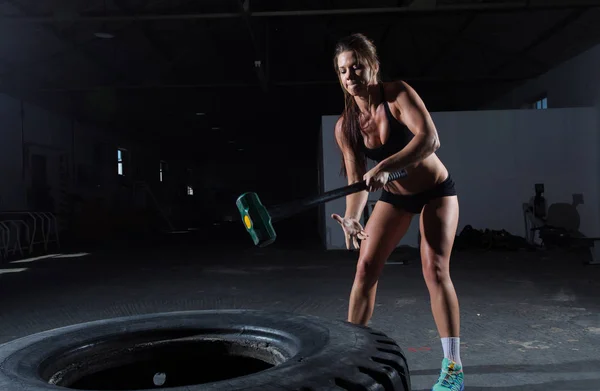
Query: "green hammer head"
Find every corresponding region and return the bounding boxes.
[236,192,276,247]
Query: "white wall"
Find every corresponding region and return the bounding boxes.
[320,107,599,250]
[487,42,600,258]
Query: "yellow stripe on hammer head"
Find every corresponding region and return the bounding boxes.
[244,214,252,229]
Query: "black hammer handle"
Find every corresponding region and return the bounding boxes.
[269,169,408,222]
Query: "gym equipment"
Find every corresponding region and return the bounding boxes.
[236,170,408,247]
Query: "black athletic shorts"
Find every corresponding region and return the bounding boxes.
[379,174,457,214]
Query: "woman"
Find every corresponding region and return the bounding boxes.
[331,33,464,391]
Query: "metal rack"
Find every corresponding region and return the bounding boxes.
[0,212,60,262]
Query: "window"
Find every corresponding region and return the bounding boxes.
[159,160,167,182]
[117,148,126,176]
[524,95,548,110]
[186,168,193,196]
[534,96,548,109]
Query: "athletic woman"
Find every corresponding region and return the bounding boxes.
[331,33,464,391]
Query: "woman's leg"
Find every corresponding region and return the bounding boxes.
[419,195,464,390]
[420,195,460,338]
[348,201,413,325]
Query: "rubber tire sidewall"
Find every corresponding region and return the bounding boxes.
[0,309,411,391]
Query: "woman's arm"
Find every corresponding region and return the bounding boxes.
[335,117,369,221]
[376,81,440,173]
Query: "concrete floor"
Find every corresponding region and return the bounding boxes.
[0,234,599,391]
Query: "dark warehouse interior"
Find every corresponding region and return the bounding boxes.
[0,1,600,390]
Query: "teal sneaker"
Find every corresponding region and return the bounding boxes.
[431,358,464,391]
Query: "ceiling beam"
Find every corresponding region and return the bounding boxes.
[488,8,588,76]
[2,0,120,82]
[1,1,598,23]
[113,0,172,65]
[460,35,548,73]
[36,76,529,92]
[238,0,269,92]
[405,0,437,9]
[420,13,478,77]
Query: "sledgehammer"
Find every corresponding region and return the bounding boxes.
[236,170,408,247]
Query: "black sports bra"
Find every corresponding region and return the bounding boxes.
[362,83,414,162]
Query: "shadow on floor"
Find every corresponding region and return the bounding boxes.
[414,379,598,391]
[411,359,600,391]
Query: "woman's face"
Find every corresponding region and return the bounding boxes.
[337,50,371,96]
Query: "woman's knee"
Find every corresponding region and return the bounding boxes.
[355,255,385,286]
[422,256,451,286]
